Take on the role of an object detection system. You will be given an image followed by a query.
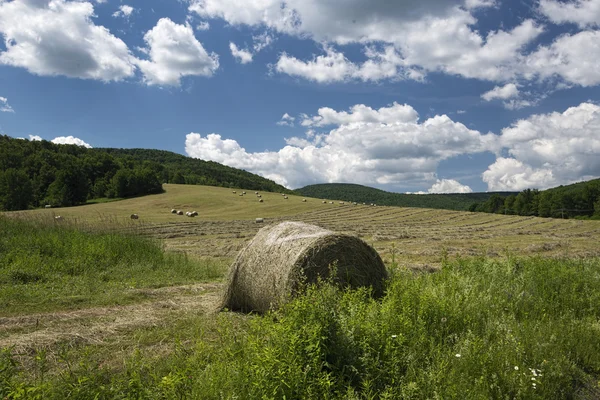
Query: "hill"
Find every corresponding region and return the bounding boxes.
[469,178,600,219]
[95,148,291,194]
[0,135,290,211]
[295,183,516,211]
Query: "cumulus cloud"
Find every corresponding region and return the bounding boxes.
[229,42,253,64]
[277,113,295,126]
[483,102,600,190]
[27,134,92,148]
[427,179,473,193]
[191,1,543,83]
[0,96,14,113]
[0,0,135,81]
[300,102,419,127]
[137,18,219,86]
[525,30,600,87]
[481,83,519,101]
[51,136,92,148]
[112,5,134,19]
[276,46,416,83]
[539,0,600,28]
[185,102,496,189]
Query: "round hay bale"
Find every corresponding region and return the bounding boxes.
[221,221,387,313]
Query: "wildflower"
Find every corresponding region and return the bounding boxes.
[455,354,461,358]
[391,335,398,338]
[531,377,536,381]
[514,366,519,371]
[441,317,447,323]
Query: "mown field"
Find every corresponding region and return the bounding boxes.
[2,184,600,399]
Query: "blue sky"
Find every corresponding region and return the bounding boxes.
[1,0,599,193]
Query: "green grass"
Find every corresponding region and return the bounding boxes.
[0,215,225,316]
[3,256,600,399]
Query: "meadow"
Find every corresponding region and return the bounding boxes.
[2,184,600,398]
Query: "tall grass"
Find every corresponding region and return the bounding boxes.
[0,215,224,315]
[3,255,600,398]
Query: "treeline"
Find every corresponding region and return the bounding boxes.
[469,179,600,219]
[0,136,291,211]
[0,136,163,210]
[296,183,516,211]
[96,148,291,194]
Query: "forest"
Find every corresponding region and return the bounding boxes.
[0,136,289,211]
[469,179,600,219]
[296,183,517,211]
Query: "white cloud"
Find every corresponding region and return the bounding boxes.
[51,136,92,148]
[137,18,219,86]
[191,1,543,83]
[27,134,92,148]
[276,46,412,83]
[465,0,496,8]
[525,30,600,87]
[229,42,253,64]
[300,102,419,127]
[196,21,210,31]
[427,179,473,193]
[253,31,274,52]
[189,0,468,44]
[483,102,600,190]
[481,83,519,101]
[277,113,295,126]
[112,5,134,19]
[539,0,600,28]
[483,157,556,191]
[0,0,135,81]
[185,102,496,189]
[0,96,14,113]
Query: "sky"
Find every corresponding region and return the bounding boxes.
[0,0,599,193]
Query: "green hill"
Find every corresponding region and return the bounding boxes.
[295,183,516,211]
[0,135,291,211]
[95,148,291,194]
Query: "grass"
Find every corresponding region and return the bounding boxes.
[3,185,600,398]
[0,215,225,316]
[2,256,600,399]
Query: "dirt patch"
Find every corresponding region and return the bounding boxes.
[0,283,223,352]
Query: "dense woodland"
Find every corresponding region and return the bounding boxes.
[0,136,289,211]
[296,183,517,211]
[469,179,600,219]
[297,181,600,219]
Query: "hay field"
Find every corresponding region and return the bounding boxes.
[10,183,600,268]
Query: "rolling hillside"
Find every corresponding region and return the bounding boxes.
[295,183,516,211]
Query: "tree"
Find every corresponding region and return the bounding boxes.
[46,164,89,207]
[0,168,33,211]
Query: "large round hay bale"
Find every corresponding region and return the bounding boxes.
[221,221,387,313]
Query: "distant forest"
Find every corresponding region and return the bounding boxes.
[469,179,600,219]
[297,181,600,219]
[0,136,289,211]
[295,183,518,211]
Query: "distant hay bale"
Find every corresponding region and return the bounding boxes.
[255,218,264,223]
[302,199,307,202]
[130,214,139,220]
[177,210,184,215]
[221,221,388,313]
[171,209,177,214]
[322,200,327,204]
